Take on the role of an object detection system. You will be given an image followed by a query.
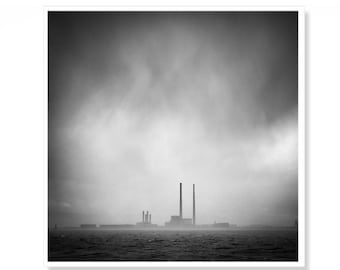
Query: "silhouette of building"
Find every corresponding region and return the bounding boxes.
[99,224,135,229]
[80,224,97,228]
[136,210,157,228]
[165,182,195,228]
[213,221,230,228]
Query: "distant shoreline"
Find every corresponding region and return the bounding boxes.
[49,226,297,231]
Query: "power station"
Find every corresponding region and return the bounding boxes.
[165,183,196,227]
[136,210,157,228]
[74,182,235,230]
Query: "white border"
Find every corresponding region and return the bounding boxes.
[44,6,305,268]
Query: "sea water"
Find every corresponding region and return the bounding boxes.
[48,229,298,261]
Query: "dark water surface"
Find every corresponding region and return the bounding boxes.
[48,229,298,261]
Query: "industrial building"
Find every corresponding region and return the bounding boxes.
[99,224,135,229]
[136,210,157,228]
[213,222,230,228]
[165,183,196,227]
[75,182,236,230]
[80,224,97,228]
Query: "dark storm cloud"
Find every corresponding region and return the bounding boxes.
[49,12,298,227]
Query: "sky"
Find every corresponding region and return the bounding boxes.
[48,12,298,227]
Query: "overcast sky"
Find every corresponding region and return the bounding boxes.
[48,12,298,227]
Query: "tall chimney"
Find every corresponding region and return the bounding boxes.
[149,214,152,224]
[193,184,196,225]
[146,211,149,224]
[180,182,183,218]
[142,211,145,223]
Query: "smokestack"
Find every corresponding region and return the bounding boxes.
[142,211,145,223]
[180,182,183,218]
[146,211,149,224]
[193,184,196,225]
[149,214,151,224]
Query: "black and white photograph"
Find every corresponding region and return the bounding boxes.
[48,10,302,263]
[9,0,340,270]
